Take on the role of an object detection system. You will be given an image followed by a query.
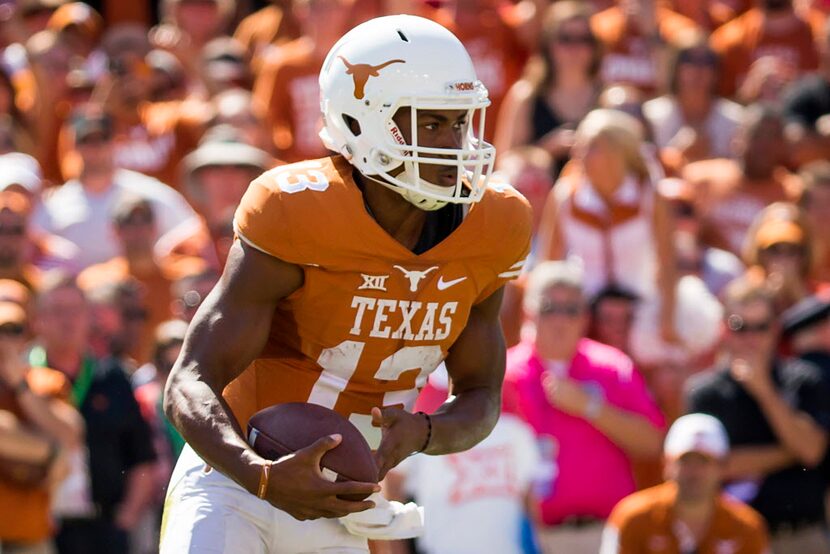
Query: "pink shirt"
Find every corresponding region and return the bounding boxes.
[503,338,665,525]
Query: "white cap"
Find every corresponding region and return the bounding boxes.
[664,413,729,459]
[0,153,42,194]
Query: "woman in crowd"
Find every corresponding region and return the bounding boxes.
[742,201,822,311]
[643,35,744,169]
[495,1,602,177]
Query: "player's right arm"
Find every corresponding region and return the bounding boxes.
[164,240,379,520]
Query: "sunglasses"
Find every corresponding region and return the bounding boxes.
[678,53,718,67]
[556,34,594,46]
[539,300,584,317]
[77,133,112,146]
[0,323,25,337]
[763,242,804,257]
[726,314,774,334]
[116,214,154,228]
[0,225,24,236]
[123,308,148,322]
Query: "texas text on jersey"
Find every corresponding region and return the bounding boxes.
[229,154,531,447]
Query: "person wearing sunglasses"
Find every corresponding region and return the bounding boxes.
[742,202,819,312]
[0,300,83,554]
[685,278,830,553]
[644,36,743,167]
[503,260,665,554]
[496,1,602,179]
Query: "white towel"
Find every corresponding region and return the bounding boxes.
[339,493,425,540]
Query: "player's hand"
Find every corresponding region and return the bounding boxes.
[371,406,429,481]
[265,434,380,521]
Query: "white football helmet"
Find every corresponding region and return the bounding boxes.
[319,15,495,211]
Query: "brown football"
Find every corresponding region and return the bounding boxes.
[247,402,379,501]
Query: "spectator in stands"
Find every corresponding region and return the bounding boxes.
[253,0,353,162]
[0,191,43,290]
[132,319,188,554]
[782,292,830,377]
[683,105,798,257]
[78,195,175,364]
[157,125,271,270]
[496,1,602,178]
[643,36,744,166]
[200,36,252,95]
[208,88,273,154]
[797,161,830,283]
[0,300,83,554]
[384,409,541,554]
[685,279,830,552]
[151,0,236,93]
[590,0,699,95]
[33,107,199,269]
[657,178,744,298]
[781,19,830,167]
[233,0,301,73]
[538,109,701,366]
[711,0,818,102]
[601,413,769,554]
[503,260,665,554]
[742,202,818,311]
[668,0,752,31]
[588,284,639,357]
[145,49,188,103]
[0,67,35,158]
[30,274,157,554]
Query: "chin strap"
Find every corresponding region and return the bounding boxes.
[362,171,450,212]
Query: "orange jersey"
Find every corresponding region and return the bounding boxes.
[227,155,532,445]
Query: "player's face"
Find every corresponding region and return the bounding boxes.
[391,107,469,188]
[666,452,723,504]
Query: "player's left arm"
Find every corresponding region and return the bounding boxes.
[372,288,506,478]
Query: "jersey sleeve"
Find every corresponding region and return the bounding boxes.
[474,184,533,304]
[233,171,317,266]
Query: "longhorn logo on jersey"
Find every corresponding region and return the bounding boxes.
[394,265,438,292]
[338,56,406,99]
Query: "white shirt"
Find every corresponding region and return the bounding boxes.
[33,169,199,269]
[643,96,744,159]
[396,414,540,554]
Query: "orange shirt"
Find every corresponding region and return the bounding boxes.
[0,367,71,542]
[591,6,699,95]
[78,256,174,364]
[253,38,330,163]
[710,8,819,98]
[606,481,769,554]
[668,0,753,31]
[228,155,532,444]
[683,158,800,255]
[234,4,303,75]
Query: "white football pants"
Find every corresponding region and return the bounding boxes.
[159,444,369,554]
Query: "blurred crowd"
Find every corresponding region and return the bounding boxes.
[0,0,828,553]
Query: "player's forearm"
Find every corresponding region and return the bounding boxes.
[423,385,500,455]
[164,366,264,495]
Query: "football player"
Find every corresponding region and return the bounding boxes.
[160,14,532,553]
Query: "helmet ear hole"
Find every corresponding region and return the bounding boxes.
[343,114,362,137]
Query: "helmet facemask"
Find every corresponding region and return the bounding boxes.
[365,88,495,211]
